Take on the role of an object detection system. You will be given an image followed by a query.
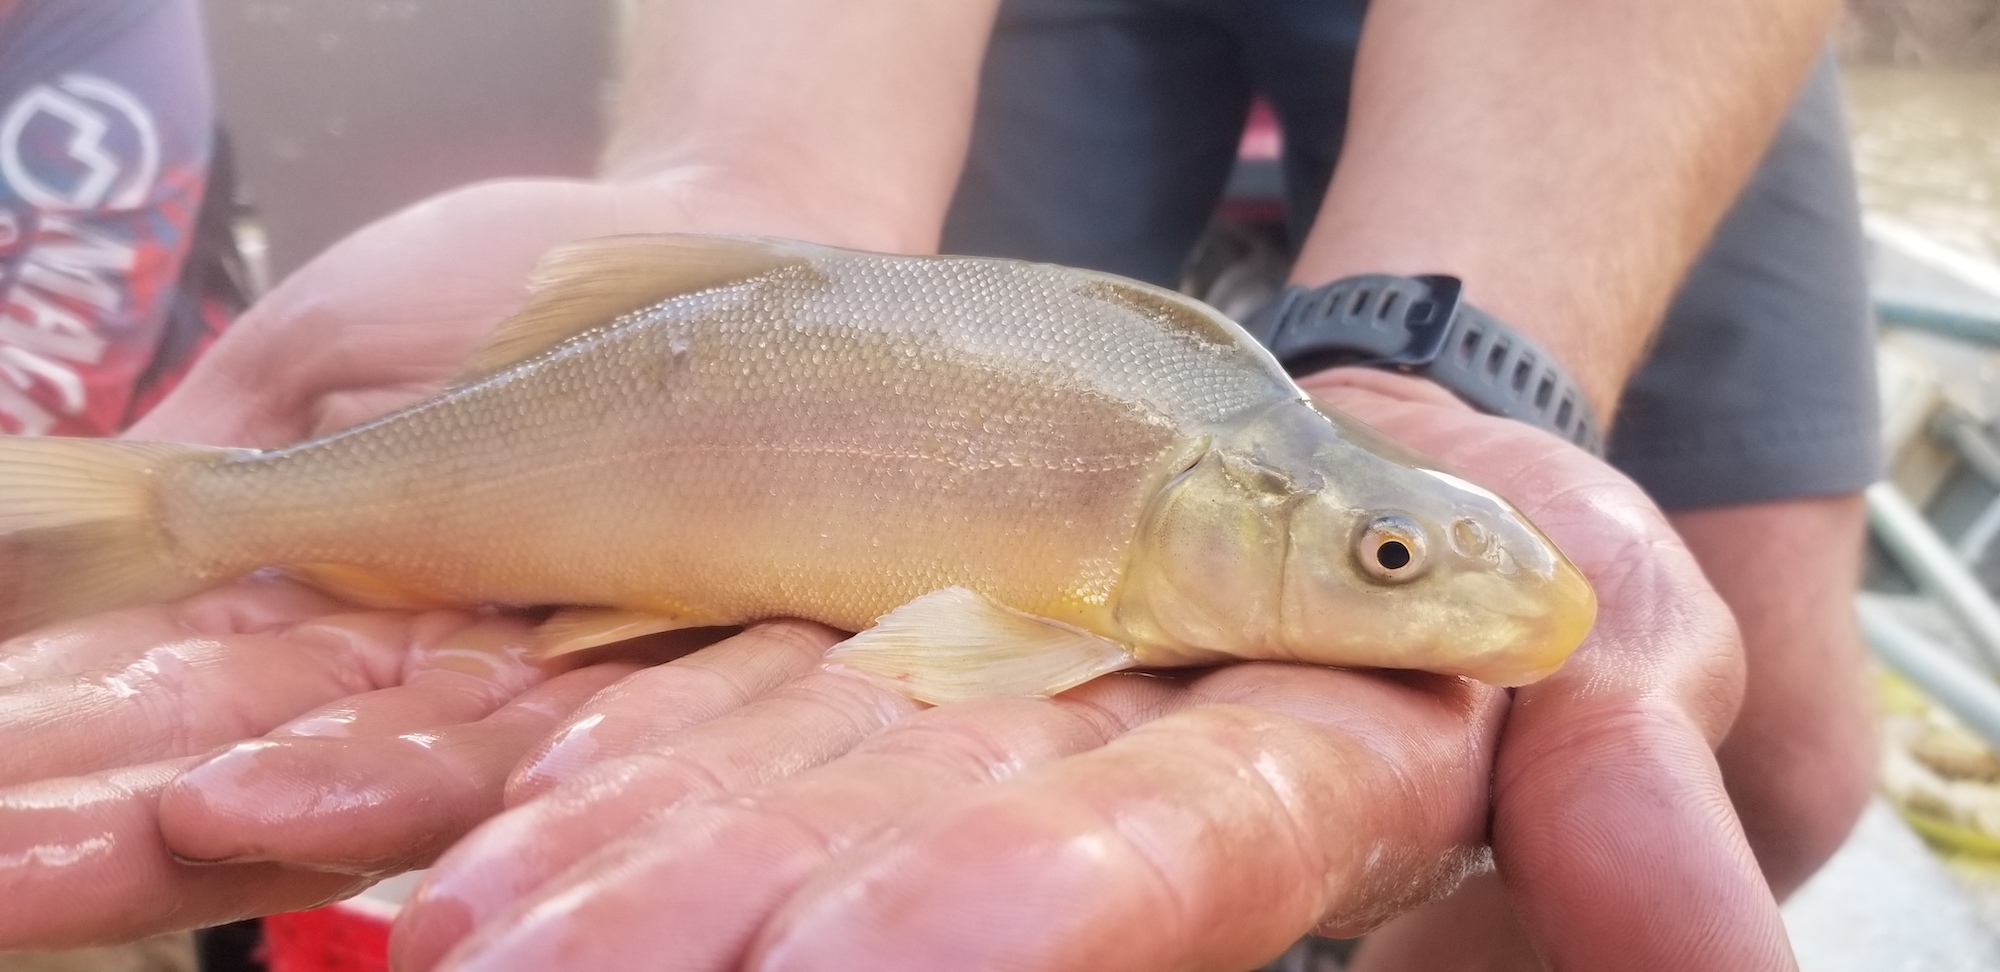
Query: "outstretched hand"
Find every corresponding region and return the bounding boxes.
[0,177,1784,969]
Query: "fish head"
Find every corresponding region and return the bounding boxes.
[1121,400,1595,686]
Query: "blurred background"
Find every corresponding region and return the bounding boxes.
[6,0,2000,969]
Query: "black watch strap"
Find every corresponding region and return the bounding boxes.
[1240,274,1604,455]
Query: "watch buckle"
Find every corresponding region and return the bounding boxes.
[1381,274,1463,368]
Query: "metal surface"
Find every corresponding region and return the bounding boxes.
[1861,598,2000,750]
[1880,298,2000,347]
[1869,481,2000,671]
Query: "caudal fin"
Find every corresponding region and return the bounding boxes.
[0,436,226,636]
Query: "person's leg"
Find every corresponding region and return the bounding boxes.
[1681,495,1876,898]
[1610,57,1880,897]
[940,0,1251,285]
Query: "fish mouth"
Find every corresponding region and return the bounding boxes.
[1464,556,1597,685]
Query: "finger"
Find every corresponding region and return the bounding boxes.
[394,661,920,972]
[0,604,502,788]
[0,760,366,949]
[734,666,1500,972]
[157,660,640,875]
[1496,698,1792,971]
[422,688,1156,972]
[267,614,552,742]
[413,675,1178,972]
[0,577,347,689]
[507,621,840,802]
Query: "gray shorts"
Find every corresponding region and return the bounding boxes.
[941,0,1880,510]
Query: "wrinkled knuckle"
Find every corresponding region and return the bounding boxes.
[1498,698,1705,803]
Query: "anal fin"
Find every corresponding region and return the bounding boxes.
[535,607,709,657]
[824,587,1135,705]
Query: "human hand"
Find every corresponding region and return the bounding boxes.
[371,371,1778,972]
[1310,371,1784,972]
[0,575,654,948]
[0,174,851,948]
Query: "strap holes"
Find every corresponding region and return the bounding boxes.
[1379,291,1401,319]
[1486,339,1510,376]
[1459,327,1484,360]
[1350,289,1373,315]
[1511,358,1534,391]
[1535,377,1555,408]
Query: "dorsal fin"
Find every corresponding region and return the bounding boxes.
[450,234,819,386]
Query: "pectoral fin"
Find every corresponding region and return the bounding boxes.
[824,587,1136,704]
[535,607,709,657]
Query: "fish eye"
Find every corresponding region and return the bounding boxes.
[1356,514,1428,583]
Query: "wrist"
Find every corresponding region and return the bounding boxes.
[1286,245,1627,420]
[1250,275,1605,453]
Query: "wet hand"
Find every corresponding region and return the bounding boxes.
[0,578,645,948]
[0,175,805,948]
[388,626,1501,972]
[382,373,1771,972]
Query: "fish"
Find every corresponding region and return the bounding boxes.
[0,235,1595,703]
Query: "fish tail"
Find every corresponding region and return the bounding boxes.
[0,436,225,636]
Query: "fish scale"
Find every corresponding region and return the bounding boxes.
[159,254,1278,633]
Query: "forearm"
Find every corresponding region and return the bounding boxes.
[1293,0,1838,416]
[603,0,1000,253]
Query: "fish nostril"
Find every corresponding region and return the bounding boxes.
[1449,517,1491,557]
